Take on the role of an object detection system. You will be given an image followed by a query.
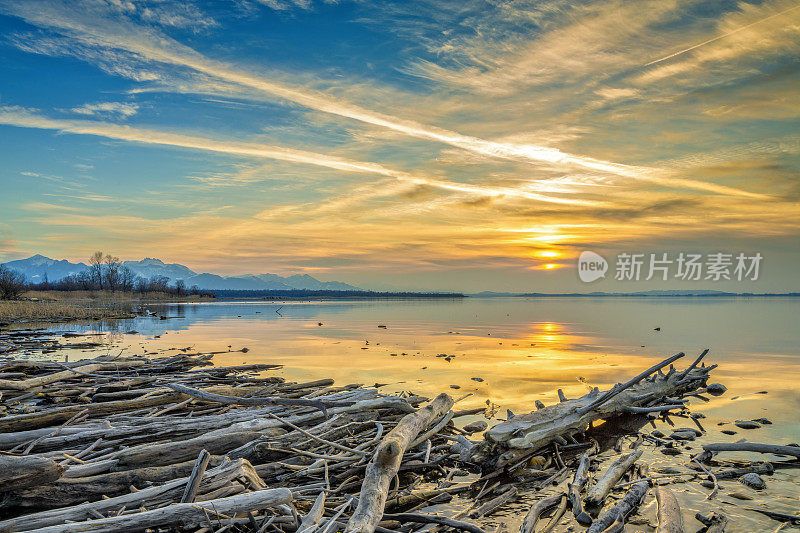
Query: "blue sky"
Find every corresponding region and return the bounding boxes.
[0,0,799,291]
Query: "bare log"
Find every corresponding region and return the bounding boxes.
[297,492,326,533]
[382,513,485,533]
[0,455,64,491]
[567,451,592,525]
[0,459,263,531]
[520,494,562,533]
[345,393,454,533]
[475,351,713,467]
[587,480,648,533]
[180,449,211,503]
[585,449,643,509]
[0,362,145,391]
[702,442,800,459]
[20,488,293,533]
[655,486,683,533]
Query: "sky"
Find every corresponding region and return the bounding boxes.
[0,0,798,292]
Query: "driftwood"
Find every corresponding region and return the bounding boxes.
[2,340,769,533]
[703,442,800,459]
[0,459,264,530]
[22,488,293,533]
[587,480,649,533]
[584,449,643,509]
[382,513,486,533]
[345,393,454,533]
[655,486,683,533]
[297,492,326,533]
[520,494,563,533]
[474,351,713,467]
[0,455,64,491]
[567,451,593,525]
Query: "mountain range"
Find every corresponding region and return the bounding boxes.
[1,255,361,291]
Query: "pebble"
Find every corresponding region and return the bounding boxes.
[721,429,737,435]
[706,383,727,395]
[752,417,772,425]
[661,447,682,456]
[728,492,754,500]
[449,384,461,389]
[463,420,488,434]
[739,473,766,490]
[735,420,761,429]
[471,377,484,382]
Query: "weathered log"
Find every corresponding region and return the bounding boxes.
[703,442,800,459]
[297,492,326,533]
[383,513,486,533]
[0,361,145,391]
[180,449,211,503]
[345,393,454,533]
[475,352,713,467]
[567,451,593,525]
[585,449,643,509]
[519,494,562,533]
[114,429,283,468]
[0,455,64,491]
[19,488,293,533]
[0,459,263,531]
[655,486,683,533]
[470,486,518,518]
[587,480,649,533]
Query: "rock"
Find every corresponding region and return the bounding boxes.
[670,430,696,441]
[661,447,682,456]
[735,420,761,430]
[728,492,753,500]
[651,430,665,438]
[721,430,737,435]
[706,383,727,395]
[752,418,772,425]
[449,384,461,389]
[739,473,766,490]
[463,420,488,434]
[471,377,484,382]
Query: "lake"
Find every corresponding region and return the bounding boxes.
[49,296,800,439]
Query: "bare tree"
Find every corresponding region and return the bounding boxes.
[88,251,104,290]
[0,265,27,300]
[174,279,186,295]
[148,275,170,293]
[119,266,137,292]
[103,255,122,291]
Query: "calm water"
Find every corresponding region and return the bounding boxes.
[49,296,800,436]
[35,297,800,529]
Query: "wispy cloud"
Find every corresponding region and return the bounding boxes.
[71,101,139,118]
[0,106,602,206]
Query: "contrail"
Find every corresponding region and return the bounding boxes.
[0,107,602,207]
[645,3,800,67]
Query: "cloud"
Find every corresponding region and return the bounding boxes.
[71,101,139,118]
[0,106,602,206]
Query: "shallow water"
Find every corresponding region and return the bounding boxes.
[33,296,800,530]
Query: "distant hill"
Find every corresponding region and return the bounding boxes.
[1,254,362,291]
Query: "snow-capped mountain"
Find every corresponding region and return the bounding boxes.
[1,255,361,291]
[1,254,89,283]
[122,258,197,282]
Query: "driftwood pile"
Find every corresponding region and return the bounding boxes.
[0,345,796,533]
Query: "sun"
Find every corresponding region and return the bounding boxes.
[534,250,561,259]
